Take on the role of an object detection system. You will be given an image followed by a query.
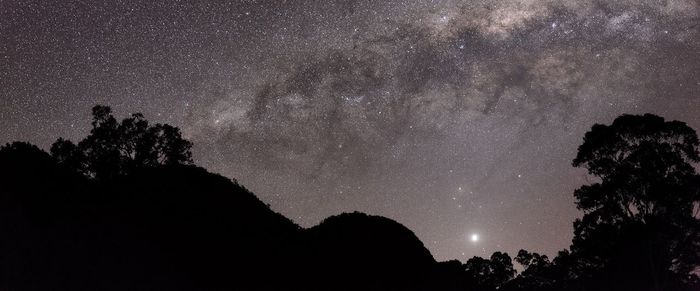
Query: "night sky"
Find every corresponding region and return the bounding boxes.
[1,0,698,261]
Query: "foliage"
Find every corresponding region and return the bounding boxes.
[572,114,699,223]
[51,105,192,180]
[570,114,700,287]
[463,252,516,290]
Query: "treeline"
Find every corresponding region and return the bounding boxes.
[0,106,698,291]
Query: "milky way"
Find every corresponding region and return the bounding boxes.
[1,0,698,261]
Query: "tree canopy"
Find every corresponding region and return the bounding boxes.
[50,105,192,180]
[462,251,516,290]
[569,114,700,289]
[572,113,699,222]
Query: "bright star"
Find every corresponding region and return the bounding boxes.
[470,233,479,243]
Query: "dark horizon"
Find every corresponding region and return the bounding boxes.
[0,107,698,290]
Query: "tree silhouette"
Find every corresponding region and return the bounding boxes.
[573,114,699,222]
[489,252,516,285]
[515,250,551,277]
[50,138,86,174]
[463,252,516,291]
[147,123,193,165]
[570,113,700,290]
[51,105,192,179]
[500,249,562,291]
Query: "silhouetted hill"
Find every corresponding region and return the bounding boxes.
[0,142,447,290]
[101,165,302,290]
[0,143,302,290]
[303,212,436,290]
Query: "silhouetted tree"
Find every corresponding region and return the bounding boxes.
[500,249,562,291]
[573,114,699,223]
[463,252,516,290]
[79,105,122,179]
[51,105,193,179]
[148,123,193,165]
[490,252,516,285]
[570,114,700,290]
[118,112,149,163]
[515,250,551,277]
[50,138,86,174]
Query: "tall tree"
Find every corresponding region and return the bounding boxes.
[571,114,700,289]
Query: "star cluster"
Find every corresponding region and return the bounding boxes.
[1,0,698,261]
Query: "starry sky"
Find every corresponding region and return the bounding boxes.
[1,0,698,261]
